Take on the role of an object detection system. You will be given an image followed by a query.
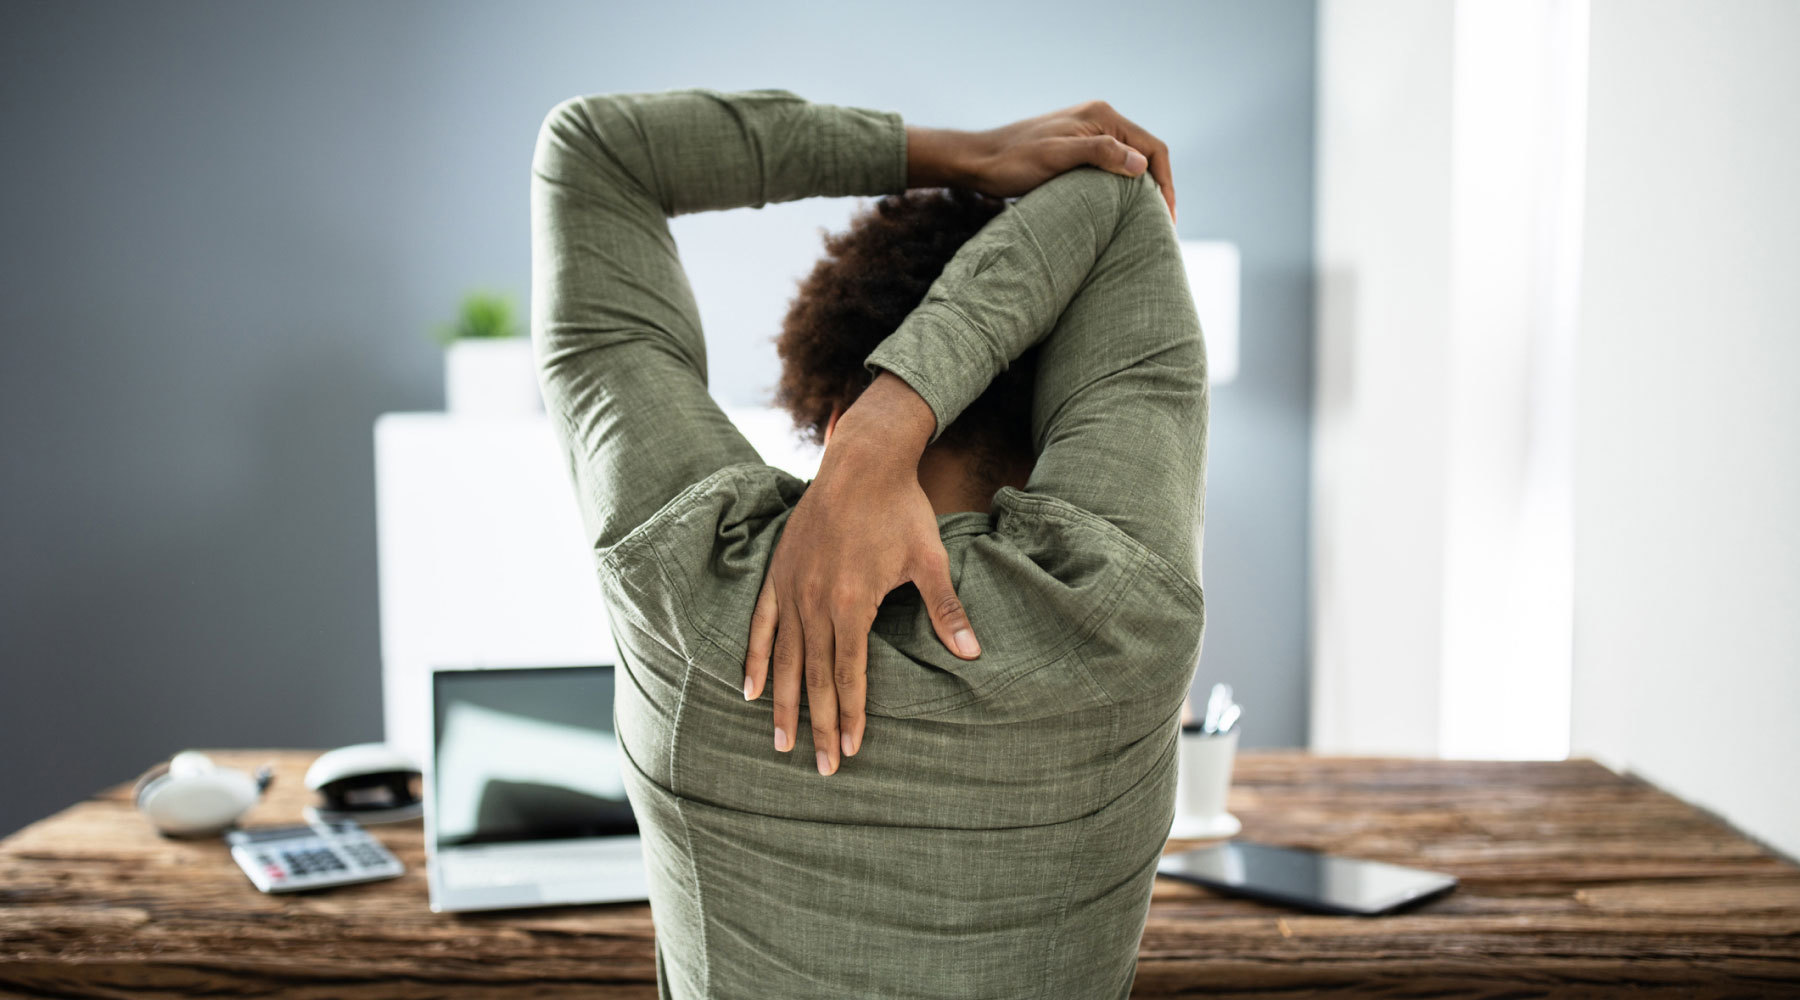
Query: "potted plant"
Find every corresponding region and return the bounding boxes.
[436,290,542,415]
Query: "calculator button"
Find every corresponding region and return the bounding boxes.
[234,828,403,893]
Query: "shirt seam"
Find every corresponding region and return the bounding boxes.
[669,753,711,998]
[1041,686,1118,996]
[653,532,713,997]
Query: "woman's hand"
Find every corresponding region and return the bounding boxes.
[743,374,979,776]
[906,99,1176,223]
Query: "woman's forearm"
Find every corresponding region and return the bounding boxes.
[860,165,1138,446]
[831,372,938,468]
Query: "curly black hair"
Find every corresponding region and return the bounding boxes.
[774,187,1038,483]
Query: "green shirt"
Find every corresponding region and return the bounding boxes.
[531,87,1208,1000]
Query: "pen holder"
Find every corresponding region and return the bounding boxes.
[1169,726,1241,840]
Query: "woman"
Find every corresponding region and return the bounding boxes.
[531,86,1206,999]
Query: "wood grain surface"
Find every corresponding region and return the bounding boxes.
[1,750,1795,998]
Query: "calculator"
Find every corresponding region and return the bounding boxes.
[227,819,405,893]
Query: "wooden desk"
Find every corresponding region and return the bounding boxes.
[2,751,1795,997]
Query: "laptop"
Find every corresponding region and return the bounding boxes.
[425,664,649,912]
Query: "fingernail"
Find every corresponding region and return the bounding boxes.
[775,727,789,752]
[841,732,854,757]
[954,629,980,658]
[743,676,756,700]
[1124,149,1147,174]
[816,750,832,775]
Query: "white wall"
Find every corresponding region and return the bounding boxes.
[1438,0,1583,759]
[1317,0,1800,855]
[1312,0,1581,758]
[1571,0,1800,859]
[1312,0,1455,755]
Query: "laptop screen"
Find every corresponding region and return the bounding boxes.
[431,666,637,849]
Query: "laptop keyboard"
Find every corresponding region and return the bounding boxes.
[441,842,642,890]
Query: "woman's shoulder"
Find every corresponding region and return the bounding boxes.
[600,466,1204,713]
[589,463,799,679]
[857,487,1205,716]
[596,462,801,572]
[988,486,1204,606]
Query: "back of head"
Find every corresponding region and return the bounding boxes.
[774,187,1037,487]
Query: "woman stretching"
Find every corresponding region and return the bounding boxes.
[531,85,1206,999]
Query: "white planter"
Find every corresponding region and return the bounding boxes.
[444,338,543,416]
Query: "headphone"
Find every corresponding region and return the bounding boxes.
[302,742,422,825]
[133,751,273,837]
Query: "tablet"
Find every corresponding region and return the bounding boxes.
[1157,841,1457,916]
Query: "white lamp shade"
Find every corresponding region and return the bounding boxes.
[1180,240,1241,384]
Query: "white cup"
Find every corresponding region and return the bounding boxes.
[1169,727,1241,839]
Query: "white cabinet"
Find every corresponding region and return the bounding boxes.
[374,408,818,765]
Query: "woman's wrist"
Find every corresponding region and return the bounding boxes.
[827,372,936,473]
[905,125,979,189]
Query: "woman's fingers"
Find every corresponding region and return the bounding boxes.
[833,610,869,758]
[961,100,1175,220]
[914,550,980,661]
[744,581,776,701]
[1091,103,1175,222]
[1062,134,1149,179]
[770,603,804,752]
[803,609,839,775]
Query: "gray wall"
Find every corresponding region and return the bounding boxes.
[0,0,1315,836]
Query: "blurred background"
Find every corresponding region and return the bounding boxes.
[2,0,1794,860]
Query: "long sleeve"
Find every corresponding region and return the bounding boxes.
[530,87,908,556]
[551,109,1206,997]
[864,167,1208,585]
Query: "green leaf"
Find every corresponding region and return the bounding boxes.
[435,289,522,344]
